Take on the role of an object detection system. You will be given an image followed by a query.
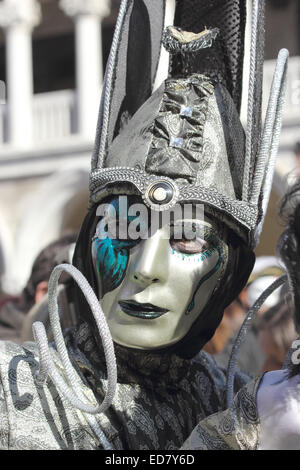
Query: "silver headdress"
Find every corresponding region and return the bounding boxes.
[89,0,288,248]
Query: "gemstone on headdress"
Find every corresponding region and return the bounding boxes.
[180,105,193,117]
[152,187,168,202]
[169,136,183,148]
[145,180,176,208]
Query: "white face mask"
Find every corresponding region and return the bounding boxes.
[91,198,228,350]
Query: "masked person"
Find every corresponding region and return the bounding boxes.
[0,0,298,450]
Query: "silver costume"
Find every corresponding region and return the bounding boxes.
[0,324,261,450]
[0,0,291,450]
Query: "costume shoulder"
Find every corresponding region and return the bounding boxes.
[181,376,262,450]
[0,340,99,450]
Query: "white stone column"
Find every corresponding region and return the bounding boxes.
[0,0,41,148]
[60,0,110,138]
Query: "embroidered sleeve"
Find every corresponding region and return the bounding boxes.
[181,376,262,450]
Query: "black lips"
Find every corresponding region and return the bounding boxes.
[118,300,168,319]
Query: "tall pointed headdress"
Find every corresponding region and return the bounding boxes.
[89,0,288,248]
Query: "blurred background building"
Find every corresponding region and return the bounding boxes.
[0,0,299,295]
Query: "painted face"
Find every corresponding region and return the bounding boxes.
[91,196,228,350]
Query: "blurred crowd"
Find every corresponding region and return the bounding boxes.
[0,233,77,344]
[204,255,297,376]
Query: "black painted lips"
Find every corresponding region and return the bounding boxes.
[118,300,168,319]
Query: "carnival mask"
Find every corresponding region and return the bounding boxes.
[91,195,228,349]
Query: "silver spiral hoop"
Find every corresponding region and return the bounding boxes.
[33,263,117,416]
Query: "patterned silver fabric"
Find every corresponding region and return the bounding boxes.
[0,340,100,449]
[0,322,261,450]
[182,377,261,450]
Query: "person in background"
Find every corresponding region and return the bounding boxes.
[205,257,285,376]
[247,256,285,316]
[257,297,298,373]
[0,233,77,343]
[203,292,247,355]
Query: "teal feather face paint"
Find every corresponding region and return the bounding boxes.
[92,196,143,298]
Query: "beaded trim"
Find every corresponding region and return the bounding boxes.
[89,167,258,239]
